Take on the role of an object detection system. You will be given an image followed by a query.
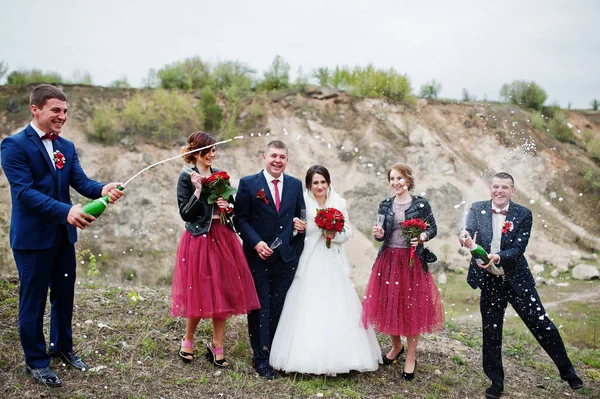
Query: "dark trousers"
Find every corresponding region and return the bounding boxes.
[13,226,76,369]
[247,256,297,367]
[480,274,577,390]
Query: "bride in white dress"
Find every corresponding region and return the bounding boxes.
[270,165,382,374]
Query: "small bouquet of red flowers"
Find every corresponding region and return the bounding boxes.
[401,218,428,266]
[314,208,345,249]
[53,150,65,169]
[201,171,237,225]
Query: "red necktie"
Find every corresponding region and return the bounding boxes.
[40,132,59,141]
[492,209,507,215]
[272,179,281,212]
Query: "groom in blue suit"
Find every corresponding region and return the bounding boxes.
[235,140,305,379]
[459,172,582,398]
[1,84,123,387]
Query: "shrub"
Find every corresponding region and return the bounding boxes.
[581,129,595,145]
[197,87,223,133]
[530,112,545,130]
[88,103,121,143]
[110,76,131,88]
[69,70,93,85]
[586,139,600,162]
[499,80,547,110]
[591,98,599,111]
[462,88,475,102]
[7,69,63,85]
[212,61,254,90]
[541,104,561,119]
[332,64,413,104]
[0,61,8,80]
[260,55,290,91]
[547,112,575,143]
[420,79,442,99]
[88,89,203,145]
[220,85,241,138]
[156,57,213,91]
[312,67,330,86]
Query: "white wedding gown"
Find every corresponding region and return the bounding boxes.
[270,190,382,374]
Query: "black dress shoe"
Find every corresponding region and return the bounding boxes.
[402,359,417,381]
[255,363,276,380]
[49,350,89,371]
[25,365,62,387]
[567,375,583,390]
[382,346,405,365]
[485,384,503,399]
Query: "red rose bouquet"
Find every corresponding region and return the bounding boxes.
[201,171,237,225]
[314,207,345,249]
[401,218,428,266]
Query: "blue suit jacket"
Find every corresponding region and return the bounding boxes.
[465,200,536,295]
[1,124,104,250]
[235,171,305,263]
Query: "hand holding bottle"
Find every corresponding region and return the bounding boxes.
[68,204,94,229]
[101,182,125,203]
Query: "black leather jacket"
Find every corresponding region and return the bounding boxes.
[375,195,437,272]
[177,167,235,236]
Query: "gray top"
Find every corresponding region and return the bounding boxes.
[387,200,412,248]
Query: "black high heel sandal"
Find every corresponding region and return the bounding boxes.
[382,346,405,365]
[178,339,194,363]
[206,343,229,368]
[402,359,417,381]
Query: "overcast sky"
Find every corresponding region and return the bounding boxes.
[1,0,598,108]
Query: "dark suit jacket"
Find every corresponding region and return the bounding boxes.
[465,200,535,295]
[234,171,305,263]
[1,124,104,250]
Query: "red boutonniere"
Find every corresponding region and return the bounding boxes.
[53,150,65,169]
[256,189,269,205]
[502,221,514,234]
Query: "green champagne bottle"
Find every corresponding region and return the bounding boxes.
[468,242,490,265]
[82,185,124,218]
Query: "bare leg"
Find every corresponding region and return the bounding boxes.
[404,335,419,373]
[212,318,226,361]
[184,317,201,342]
[386,335,404,360]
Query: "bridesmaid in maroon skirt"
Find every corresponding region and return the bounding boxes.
[171,131,259,368]
[361,163,443,380]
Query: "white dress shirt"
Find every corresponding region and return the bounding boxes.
[488,203,509,276]
[31,122,55,169]
[262,170,283,204]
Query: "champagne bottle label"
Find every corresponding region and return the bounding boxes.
[469,242,491,265]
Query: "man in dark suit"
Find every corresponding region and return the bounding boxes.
[1,84,123,387]
[459,172,583,398]
[235,140,305,379]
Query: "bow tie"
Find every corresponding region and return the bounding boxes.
[40,133,59,141]
[492,209,507,215]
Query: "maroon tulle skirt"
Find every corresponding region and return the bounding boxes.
[171,223,260,319]
[361,247,444,336]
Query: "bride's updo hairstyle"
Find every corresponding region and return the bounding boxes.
[305,165,331,190]
[182,131,216,164]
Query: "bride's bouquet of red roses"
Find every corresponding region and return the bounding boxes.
[401,218,428,266]
[315,208,345,249]
[201,171,237,225]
